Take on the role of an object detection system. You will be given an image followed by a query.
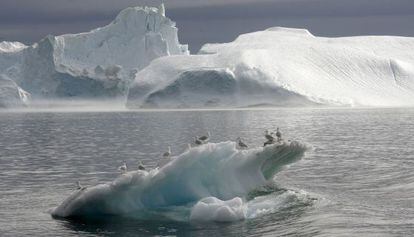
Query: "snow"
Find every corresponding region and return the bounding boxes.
[127,27,414,108]
[0,75,30,108]
[0,4,188,101]
[0,42,27,53]
[51,141,307,218]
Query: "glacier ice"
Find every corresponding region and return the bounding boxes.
[51,141,307,218]
[0,75,30,108]
[0,4,188,101]
[127,27,414,108]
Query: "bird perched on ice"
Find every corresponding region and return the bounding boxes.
[263,139,274,147]
[118,161,127,173]
[264,129,275,147]
[198,131,211,143]
[264,130,274,142]
[236,137,248,149]
[138,161,146,171]
[163,146,171,158]
[275,127,282,142]
[76,181,85,190]
[194,137,203,145]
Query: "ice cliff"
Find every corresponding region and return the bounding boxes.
[0,75,30,108]
[0,4,188,101]
[127,27,414,108]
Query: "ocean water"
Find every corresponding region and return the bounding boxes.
[0,108,413,236]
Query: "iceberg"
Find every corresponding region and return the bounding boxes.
[127,27,414,108]
[51,141,307,219]
[0,4,188,100]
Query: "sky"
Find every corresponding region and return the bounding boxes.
[1,0,414,52]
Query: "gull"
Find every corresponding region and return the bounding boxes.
[76,181,86,190]
[264,140,274,147]
[264,130,274,141]
[138,161,146,171]
[198,131,211,143]
[194,137,203,145]
[236,137,248,149]
[163,146,171,158]
[118,161,127,173]
[275,127,282,142]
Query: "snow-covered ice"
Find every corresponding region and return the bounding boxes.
[127,27,414,108]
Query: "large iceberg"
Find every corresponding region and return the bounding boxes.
[127,27,414,108]
[0,4,188,100]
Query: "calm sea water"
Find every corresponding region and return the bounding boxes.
[0,108,413,236]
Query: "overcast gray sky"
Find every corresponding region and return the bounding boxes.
[1,0,414,52]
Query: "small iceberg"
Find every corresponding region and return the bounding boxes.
[52,141,307,220]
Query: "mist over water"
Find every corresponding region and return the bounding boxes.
[0,108,413,236]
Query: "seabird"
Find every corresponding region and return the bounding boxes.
[275,127,282,142]
[194,137,203,145]
[264,130,274,141]
[76,181,83,190]
[264,140,274,147]
[163,146,171,158]
[198,131,211,143]
[236,137,248,149]
[118,161,127,173]
[138,161,146,171]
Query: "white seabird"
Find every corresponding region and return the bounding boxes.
[76,181,82,189]
[236,137,248,149]
[275,127,282,142]
[118,161,127,173]
[138,161,146,171]
[163,146,171,158]
[76,181,85,190]
[265,130,274,141]
[198,131,211,143]
[194,137,203,145]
